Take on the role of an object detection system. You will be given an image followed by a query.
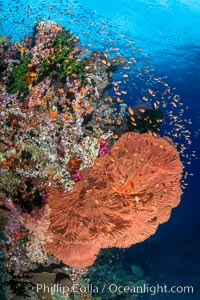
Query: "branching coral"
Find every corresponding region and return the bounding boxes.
[22,132,182,268]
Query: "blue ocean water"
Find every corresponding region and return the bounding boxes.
[0,0,200,299]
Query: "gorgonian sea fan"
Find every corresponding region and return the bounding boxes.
[20,132,183,268]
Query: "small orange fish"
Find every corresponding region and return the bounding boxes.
[49,110,57,120]
[130,57,137,63]
[28,63,33,68]
[86,106,92,114]
[115,119,122,125]
[63,113,71,120]
[131,122,137,126]
[20,46,25,54]
[106,119,113,124]
[66,99,71,105]
[110,157,115,163]
[115,92,121,95]
[116,97,123,102]
[29,72,38,78]
[110,47,120,51]
[101,59,107,65]
[130,116,135,122]
[128,107,135,115]
[112,81,120,87]
[142,96,148,101]
[112,134,119,139]
[68,88,75,93]
[105,97,113,102]
[148,88,155,96]
[58,88,64,93]
[74,103,82,109]
[80,86,87,94]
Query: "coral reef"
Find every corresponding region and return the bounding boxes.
[88,249,148,299]
[18,132,182,267]
[0,21,123,209]
[0,20,184,295]
[0,229,11,300]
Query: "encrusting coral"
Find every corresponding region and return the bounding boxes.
[19,132,183,268]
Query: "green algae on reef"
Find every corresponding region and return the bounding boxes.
[38,29,88,82]
[6,54,32,95]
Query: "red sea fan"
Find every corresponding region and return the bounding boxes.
[45,242,102,268]
[41,132,182,267]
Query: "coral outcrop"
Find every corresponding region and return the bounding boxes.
[20,132,182,267]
